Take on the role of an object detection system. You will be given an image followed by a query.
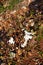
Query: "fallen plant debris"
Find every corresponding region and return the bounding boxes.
[0,0,43,65]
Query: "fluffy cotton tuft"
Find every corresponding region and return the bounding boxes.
[8,37,15,44]
[21,30,33,48]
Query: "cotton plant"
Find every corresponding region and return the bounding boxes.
[21,30,33,48]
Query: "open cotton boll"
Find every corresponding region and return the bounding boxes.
[25,30,32,35]
[8,37,15,44]
[24,34,32,40]
[21,35,32,48]
[21,30,33,48]
[21,40,27,48]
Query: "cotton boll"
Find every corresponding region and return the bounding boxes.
[24,34,32,40]
[8,37,15,44]
[21,40,27,48]
[24,30,32,35]
[21,30,33,48]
